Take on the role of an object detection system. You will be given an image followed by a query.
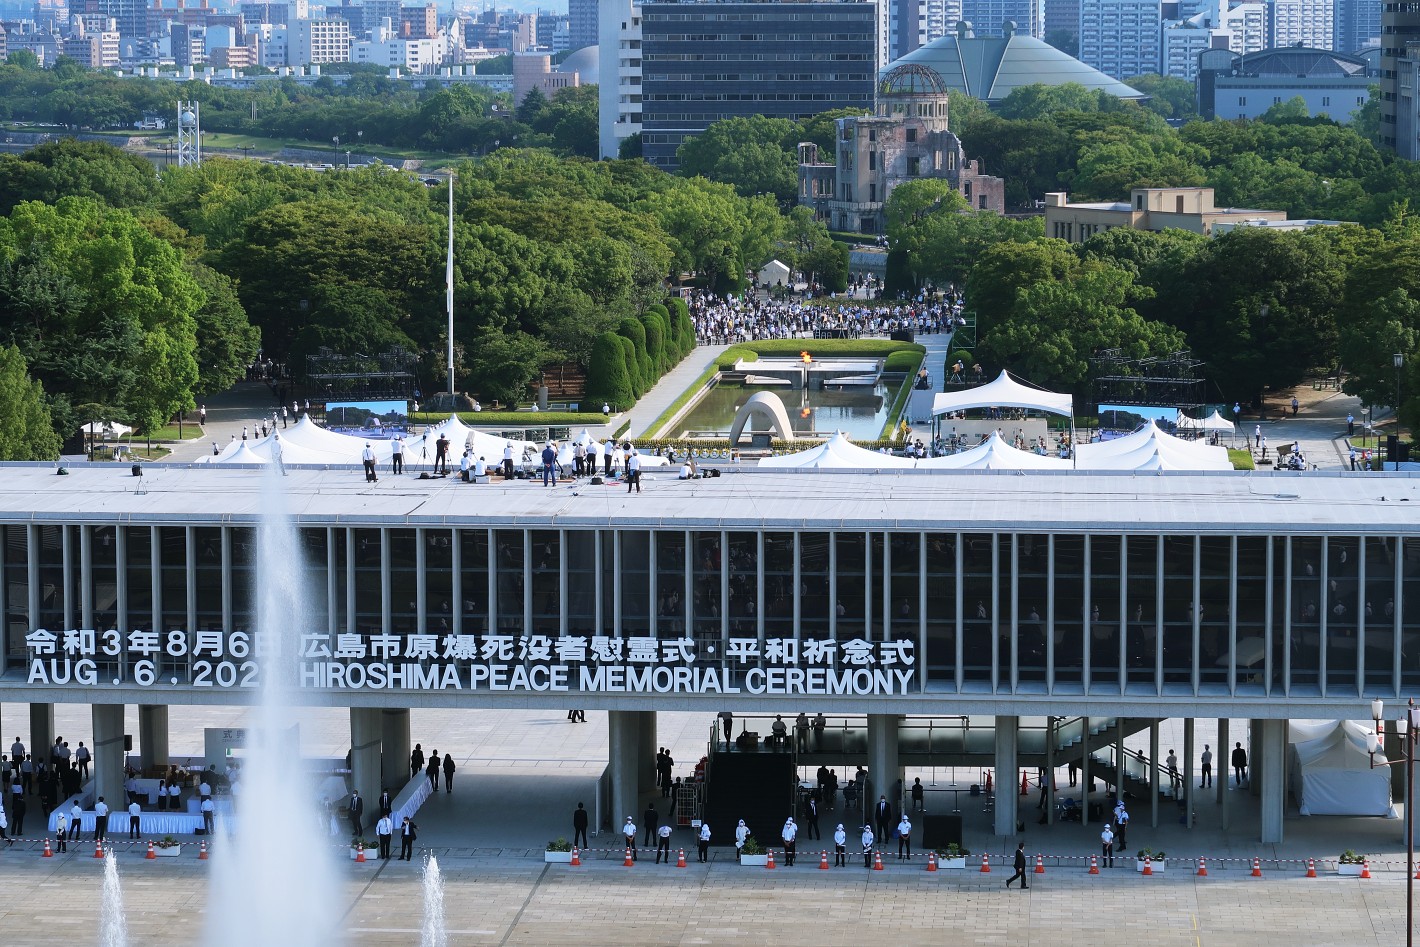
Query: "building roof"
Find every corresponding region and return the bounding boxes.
[1232,46,1371,78]
[558,44,597,83]
[885,28,1145,103]
[1,463,1416,535]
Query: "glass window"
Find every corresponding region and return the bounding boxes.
[622,531,651,635]
[1326,538,1359,692]
[5,527,27,658]
[564,530,595,636]
[91,526,117,630]
[836,533,866,639]
[230,527,256,631]
[764,532,794,642]
[37,524,65,630]
[1402,538,1420,691]
[388,529,417,634]
[529,530,561,636]
[691,532,723,661]
[1016,534,1048,685]
[1290,537,1323,690]
[800,532,830,639]
[459,529,490,633]
[727,532,757,635]
[961,533,993,685]
[1052,535,1086,688]
[1235,537,1268,693]
[1161,536,1194,686]
[160,527,188,633]
[423,529,452,636]
[1363,537,1396,692]
[924,533,956,685]
[124,525,153,632]
[656,532,687,637]
[1124,536,1158,691]
[1090,535,1122,689]
[495,529,525,634]
[352,529,381,632]
[193,527,222,632]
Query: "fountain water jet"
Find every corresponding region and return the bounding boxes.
[205,468,339,945]
[421,854,448,947]
[100,849,127,947]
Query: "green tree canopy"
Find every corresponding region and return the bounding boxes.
[0,343,61,459]
[676,115,801,204]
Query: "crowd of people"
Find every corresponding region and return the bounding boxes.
[689,290,965,345]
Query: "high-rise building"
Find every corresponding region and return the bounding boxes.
[568,0,597,50]
[1334,0,1381,51]
[890,0,927,58]
[597,0,642,158]
[1161,0,1264,79]
[1394,42,1420,157]
[1267,0,1332,49]
[924,0,963,40]
[1078,0,1160,79]
[959,0,1044,37]
[1380,1,1420,149]
[634,0,878,170]
[1043,0,1079,44]
[291,16,349,63]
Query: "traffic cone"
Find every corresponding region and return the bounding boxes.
[1306,857,1316,878]
[1197,856,1208,877]
[873,851,884,871]
[94,841,104,859]
[1020,770,1030,795]
[980,853,991,873]
[926,852,937,872]
[198,841,208,861]
[355,846,366,863]
[985,771,993,794]
[570,848,580,866]
[676,848,686,868]
[1143,855,1153,876]
[41,838,52,858]
[1034,853,1045,874]
[1251,856,1262,877]
[766,849,776,869]
[819,850,830,870]
[623,847,634,867]
[1413,862,1419,880]
[1360,857,1371,879]
[146,840,156,859]
[1088,854,1099,874]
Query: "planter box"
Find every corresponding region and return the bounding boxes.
[1135,858,1166,872]
[739,854,769,867]
[939,856,967,870]
[1338,863,1364,876]
[544,851,574,863]
[154,845,181,857]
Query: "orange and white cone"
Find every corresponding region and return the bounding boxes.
[1251,856,1262,877]
[1197,856,1208,877]
[766,849,776,869]
[1034,853,1045,874]
[1143,855,1153,876]
[1020,770,1030,795]
[873,851,884,871]
[198,840,208,861]
[980,853,991,873]
[623,847,634,867]
[146,840,156,859]
[1306,857,1316,878]
[676,848,686,868]
[570,847,581,866]
[926,852,937,872]
[1088,854,1099,875]
[819,850,830,870]
[355,846,366,863]
[94,841,104,859]
[42,838,52,858]
[1361,857,1371,879]
[985,771,993,794]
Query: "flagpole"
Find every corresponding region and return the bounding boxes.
[446,172,455,395]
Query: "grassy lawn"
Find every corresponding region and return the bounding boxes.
[148,424,206,441]
[1228,449,1255,470]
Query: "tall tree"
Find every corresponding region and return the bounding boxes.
[0,343,61,459]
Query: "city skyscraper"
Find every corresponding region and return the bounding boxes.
[959,0,1044,38]
[1333,0,1381,51]
[569,0,597,50]
[1078,0,1161,78]
[1267,0,1334,49]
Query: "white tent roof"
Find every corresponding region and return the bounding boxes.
[1287,720,1395,817]
[931,370,1073,418]
[1076,425,1232,471]
[212,441,268,464]
[916,432,1069,470]
[759,432,917,469]
[1176,410,1235,432]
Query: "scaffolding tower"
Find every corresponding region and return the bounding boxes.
[176,101,201,167]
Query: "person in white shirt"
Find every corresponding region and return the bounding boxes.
[473,456,486,478]
[860,825,875,868]
[199,778,212,801]
[201,797,215,835]
[626,449,642,494]
[502,443,514,479]
[459,450,472,482]
[896,814,912,860]
[678,463,693,480]
[55,812,69,852]
[69,801,83,840]
[270,433,287,476]
[833,823,847,866]
[361,443,378,482]
[1100,823,1115,868]
[697,822,711,862]
[734,819,750,861]
[375,814,394,860]
[94,796,110,842]
[623,817,638,861]
[780,816,797,866]
[392,436,405,475]
[601,439,615,476]
[656,822,673,863]
[168,781,182,811]
[127,800,142,839]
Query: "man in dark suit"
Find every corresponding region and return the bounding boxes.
[442,755,455,794]
[348,790,364,837]
[572,802,589,849]
[378,789,392,817]
[873,795,892,841]
[1006,842,1029,889]
[399,817,417,860]
[643,802,658,847]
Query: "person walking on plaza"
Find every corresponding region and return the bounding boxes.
[1113,801,1129,847]
[94,796,109,842]
[643,802,658,847]
[11,792,24,836]
[127,799,141,839]
[698,821,711,862]
[399,817,417,861]
[911,777,925,812]
[734,820,749,862]
[657,748,673,798]
[410,744,424,779]
[1006,842,1029,889]
[376,814,393,860]
[573,802,589,849]
[656,822,673,864]
[781,817,797,866]
[860,825,875,868]
[1166,749,1180,794]
[442,754,455,794]
[1200,744,1213,788]
[426,751,441,791]
[626,449,642,493]
[896,813,912,860]
[75,742,90,781]
[1100,823,1115,868]
[833,823,847,866]
[1232,742,1248,785]
[348,790,365,836]
[624,817,638,861]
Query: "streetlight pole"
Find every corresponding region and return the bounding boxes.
[332,135,339,166]
[1370,697,1420,947]
[1396,353,1405,471]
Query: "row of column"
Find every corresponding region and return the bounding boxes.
[11,702,168,812]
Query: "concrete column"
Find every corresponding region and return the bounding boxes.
[137,705,169,771]
[1183,718,1195,829]
[349,708,382,822]
[867,714,901,812]
[1249,719,1262,797]
[1149,722,1159,828]
[608,710,640,838]
[1259,718,1287,843]
[91,703,126,809]
[637,710,658,798]
[994,715,1018,837]
[29,704,54,770]
[1218,718,1230,830]
[380,708,411,793]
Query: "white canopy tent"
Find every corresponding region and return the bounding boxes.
[916,432,1068,470]
[1076,424,1233,471]
[1175,410,1235,433]
[758,432,917,469]
[931,370,1073,418]
[1287,720,1396,817]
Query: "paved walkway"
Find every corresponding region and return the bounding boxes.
[614,344,730,440]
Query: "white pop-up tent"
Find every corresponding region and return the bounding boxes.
[916,432,1069,470]
[1175,410,1235,432]
[1287,720,1396,817]
[758,432,916,469]
[931,370,1073,418]
[1076,424,1233,471]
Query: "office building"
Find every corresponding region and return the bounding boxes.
[1395,41,1420,157]
[1161,0,1265,79]
[1380,0,1420,150]
[291,16,348,64]
[1197,45,1373,120]
[633,0,878,170]
[1078,0,1162,79]
[960,0,1044,35]
[596,0,641,158]
[1334,0,1381,52]
[512,50,580,103]
[1039,187,1354,243]
[568,0,597,50]
[1267,0,1333,48]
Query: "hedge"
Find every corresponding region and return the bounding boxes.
[585,332,634,410]
[884,350,925,373]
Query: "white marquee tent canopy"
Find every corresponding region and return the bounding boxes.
[931,370,1073,418]
[1175,410,1235,432]
[758,432,917,469]
[1287,720,1396,818]
[1075,424,1233,471]
[916,432,1068,470]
